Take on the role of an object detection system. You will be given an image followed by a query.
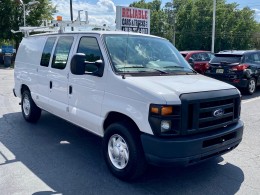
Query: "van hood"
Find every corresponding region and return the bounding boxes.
[124,74,236,103]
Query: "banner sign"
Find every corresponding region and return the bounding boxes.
[116,6,150,34]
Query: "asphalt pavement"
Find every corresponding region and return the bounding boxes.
[0,68,260,195]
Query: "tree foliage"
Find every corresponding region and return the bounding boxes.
[129,0,259,52]
[0,0,56,48]
[253,23,260,49]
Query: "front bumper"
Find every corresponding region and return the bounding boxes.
[141,120,243,166]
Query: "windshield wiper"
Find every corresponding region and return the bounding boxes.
[163,65,184,69]
[146,67,168,74]
[164,65,197,74]
[118,65,144,68]
[117,66,168,74]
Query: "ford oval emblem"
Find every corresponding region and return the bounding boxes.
[213,108,224,117]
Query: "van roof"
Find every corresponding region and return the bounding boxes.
[29,30,161,39]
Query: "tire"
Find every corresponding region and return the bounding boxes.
[103,122,147,181]
[244,78,256,95]
[21,90,41,123]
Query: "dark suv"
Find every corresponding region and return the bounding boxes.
[205,50,260,95]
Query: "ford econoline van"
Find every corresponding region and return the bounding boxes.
[13,31,243,180]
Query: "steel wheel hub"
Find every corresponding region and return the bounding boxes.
[23,96,30,116]
[108,134,129,169]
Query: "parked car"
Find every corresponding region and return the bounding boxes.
[180,50,214,74]
[0,48,16,65]
[205,50,260,95]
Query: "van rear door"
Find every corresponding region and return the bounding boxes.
[47,36,75,118]
[38,36,57,109]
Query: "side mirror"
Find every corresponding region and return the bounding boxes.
[85,59,104,77]
[71,53,104,77]
[71,53,86,75]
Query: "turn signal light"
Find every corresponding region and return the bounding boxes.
[150,105,174,116]
[151,107,159,114]
[161,106,173,116]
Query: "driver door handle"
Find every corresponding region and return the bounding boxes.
[50,81,52,89]
[69,85,72,94]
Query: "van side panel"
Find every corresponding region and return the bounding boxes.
[14,36,47,101]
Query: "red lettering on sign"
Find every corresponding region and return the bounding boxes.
[121,7,149,19]
[122,8,126,17]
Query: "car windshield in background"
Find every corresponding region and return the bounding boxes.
[103,35,193,75]
[211,54,242,64]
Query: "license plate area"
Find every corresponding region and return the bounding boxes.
[216,69,224,73]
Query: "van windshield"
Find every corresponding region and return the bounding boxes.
[103,34,194,75]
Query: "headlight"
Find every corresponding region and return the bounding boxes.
[161,120,171,133]
[149,104,181,136]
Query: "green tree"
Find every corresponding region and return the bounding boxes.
[163,2,175,43]
[172,0,257,51]
[253,23,260,49]
[214,1,257,51]
[0,0,56,49]
[174,0,197,49]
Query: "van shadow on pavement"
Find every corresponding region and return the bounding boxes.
[0,111,244,195]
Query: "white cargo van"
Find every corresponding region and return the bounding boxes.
[13,31,243,180]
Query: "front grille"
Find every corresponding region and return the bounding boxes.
[180,89,240,135]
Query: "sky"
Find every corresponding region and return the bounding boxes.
[51,0,260,28]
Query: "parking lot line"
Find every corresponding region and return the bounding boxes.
[242,96,260,104]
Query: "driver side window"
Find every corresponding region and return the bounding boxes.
[77,37,103,62]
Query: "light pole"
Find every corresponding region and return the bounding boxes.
[20,0,40,27]
[70,0,74,31]
[211,0,216,53]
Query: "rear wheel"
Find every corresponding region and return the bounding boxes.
[244,78,256,95]
[103,122,147,181]
[21,90,41,122]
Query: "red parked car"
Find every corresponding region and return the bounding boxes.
[180,50,215,74]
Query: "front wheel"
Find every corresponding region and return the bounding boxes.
[21,90,41,122]
[103,122,147,181]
